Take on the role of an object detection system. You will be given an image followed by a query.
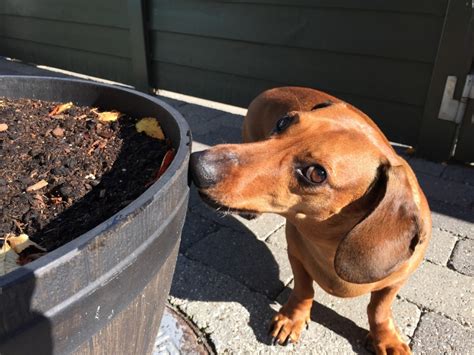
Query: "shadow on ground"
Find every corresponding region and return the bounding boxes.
[175,191,373,353]
[173,214,282,345]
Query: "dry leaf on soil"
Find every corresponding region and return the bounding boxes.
[0,234,47,276]
[0,240,19,276]
[49,102,73,117]
[145,148,175,187]
[91,108,123,122]
[135,117,165,140]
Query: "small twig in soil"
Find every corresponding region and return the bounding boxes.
[12,219,24,233]
[87,139,107,155]
[26,179,48,192]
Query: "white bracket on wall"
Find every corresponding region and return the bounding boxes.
[438,75,474,124]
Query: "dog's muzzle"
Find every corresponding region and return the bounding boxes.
[189,149,259,220]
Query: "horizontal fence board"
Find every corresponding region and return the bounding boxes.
[219,0,447,16]
[0,37,132,84]
[150,31,432,106]
[152,61,272,108]
[149,1,444,62]
[0,15,130,59]
[152,62,422,144]
[0,0,128,29]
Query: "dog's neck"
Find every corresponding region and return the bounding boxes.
[289,209,364,242]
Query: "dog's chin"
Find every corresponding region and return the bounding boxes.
[198,192,260,220]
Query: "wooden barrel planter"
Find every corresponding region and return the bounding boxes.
[0,76,191,354]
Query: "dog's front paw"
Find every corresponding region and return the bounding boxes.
[365,331,411,355]
[268,305,310,346]
[269,312,308,345]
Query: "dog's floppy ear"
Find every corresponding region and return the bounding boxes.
[334,164,422,284]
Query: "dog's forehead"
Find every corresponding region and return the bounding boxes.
[304,128,380,168]
[288,111,385,171]
[294,112,368,147]
[298,105,366,130]
[294,106,393,158]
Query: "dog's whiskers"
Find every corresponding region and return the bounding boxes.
[213,205,229,217]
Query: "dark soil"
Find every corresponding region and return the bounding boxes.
[0,97,171,251]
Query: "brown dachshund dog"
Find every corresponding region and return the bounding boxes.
[190,87,431,354]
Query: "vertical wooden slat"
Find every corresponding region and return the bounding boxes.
[128,0,151,92]
[453,17,474,162]
[454,98,474,162]
[417,0,472,161]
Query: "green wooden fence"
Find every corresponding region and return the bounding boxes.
[0,0,132,83]
[0,0,472,161]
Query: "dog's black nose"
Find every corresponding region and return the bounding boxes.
[189,150,219,189]
[190,149,238,189]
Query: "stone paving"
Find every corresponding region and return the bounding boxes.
[1,57,473,354]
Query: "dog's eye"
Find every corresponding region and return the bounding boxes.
[274,115,293,133]
[299,165,327,184]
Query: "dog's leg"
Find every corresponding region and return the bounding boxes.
[366,283,411,355]
[269,252,314,345]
